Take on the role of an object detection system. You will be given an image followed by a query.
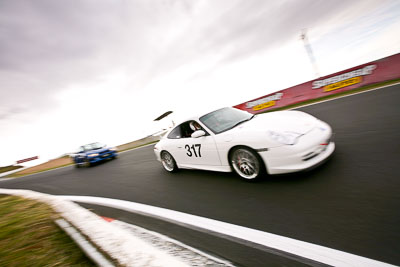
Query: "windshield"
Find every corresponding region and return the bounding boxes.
[83,142,105,151]
[199,107,253,134]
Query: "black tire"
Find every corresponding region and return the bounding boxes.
[84,159,91,167]
[160,151,178,172]
[229,147,264,180]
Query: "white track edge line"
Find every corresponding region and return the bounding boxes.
[0,166,30,178]
[0,164,73,180]
[113,220,235,267]
[119,143,156,154]
[59,195,396,267]
[55,219,115,267]
[0,189,190,267]
[290,81,400,110]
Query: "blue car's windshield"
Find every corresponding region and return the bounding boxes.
[83,142,104,151]
[199,107,254,134]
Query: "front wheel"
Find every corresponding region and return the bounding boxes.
[161,151,178,172]
[84,159,91,167]
[230,147,263,180]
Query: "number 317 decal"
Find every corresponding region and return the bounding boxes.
[185,144,201,157]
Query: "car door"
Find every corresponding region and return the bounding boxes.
[170,121,221,166]
[179,134,221,166]
[75,146,86,164]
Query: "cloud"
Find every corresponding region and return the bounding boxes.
[139,0,386,83]
[0,0,398,163]
[0,106,27,121]
[0,0,390,124]
[0,1,202,120]
[0,0,387,109]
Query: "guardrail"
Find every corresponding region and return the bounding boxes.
[234,53,400,114]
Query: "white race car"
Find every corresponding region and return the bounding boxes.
[154,107,335,180]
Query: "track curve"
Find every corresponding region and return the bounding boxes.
[2,84,400,265]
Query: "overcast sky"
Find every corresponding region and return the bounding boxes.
[1,0,399,166]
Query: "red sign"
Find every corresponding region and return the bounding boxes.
[17,156,39,164]
[234,53,400,114]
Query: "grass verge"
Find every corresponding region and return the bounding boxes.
[0,195,95,267]
[6,163,74,179]
[118,140,159,153]
[0,165,23,174]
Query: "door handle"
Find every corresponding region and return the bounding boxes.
[177,146,183,148]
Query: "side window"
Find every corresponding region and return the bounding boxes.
[180,122,193,138]
[167,126,182,139]
[167,121,209,139]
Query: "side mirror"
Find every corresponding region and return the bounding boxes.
[191,130,205,138]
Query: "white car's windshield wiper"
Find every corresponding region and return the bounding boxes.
[226,115,255,131]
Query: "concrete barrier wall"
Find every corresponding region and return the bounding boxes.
[234,53,400,114]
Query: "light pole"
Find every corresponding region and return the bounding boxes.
[300,29,320,78]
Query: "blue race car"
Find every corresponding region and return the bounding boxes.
[73,142,118,167]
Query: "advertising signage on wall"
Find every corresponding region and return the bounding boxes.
[234,53,400,114]
[312,65,376,92]
[245,92,284,111]
[16,156,39,164]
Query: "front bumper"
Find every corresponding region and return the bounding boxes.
[88,151,117,164]
[260,123,335,175]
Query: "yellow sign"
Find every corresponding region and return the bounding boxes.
[324,76,362,92]
[253,101,276,110]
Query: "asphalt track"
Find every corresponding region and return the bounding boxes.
[1,84,400,266]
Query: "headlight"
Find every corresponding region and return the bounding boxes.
[109,147,117,151]
[268,131,302,145]
[88,153,99,157]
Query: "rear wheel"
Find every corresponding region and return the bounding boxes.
[161,151,178,172]
[230,147,263,180]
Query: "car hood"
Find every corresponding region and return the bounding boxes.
[232,110,317,134]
